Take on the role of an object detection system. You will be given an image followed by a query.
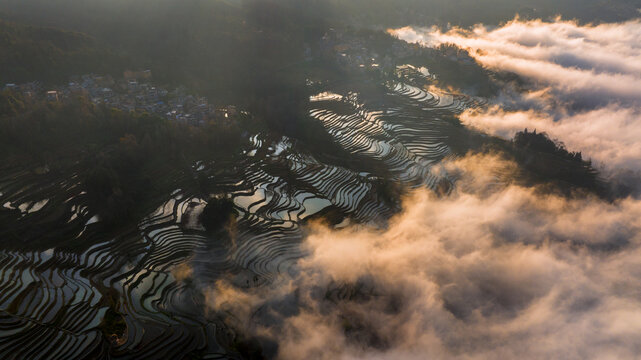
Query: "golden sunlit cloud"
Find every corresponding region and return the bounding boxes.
[207,154,641,359]
[390,18,641,103]
[391,18,641,174]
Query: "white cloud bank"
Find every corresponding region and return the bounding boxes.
[460,106,641,171]
[391,18,641,105]
[391,18,641,172]
[209,155,641,359]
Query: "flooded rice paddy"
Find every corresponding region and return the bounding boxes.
[0,65,486,358]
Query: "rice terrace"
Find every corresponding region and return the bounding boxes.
[0,0,640,359]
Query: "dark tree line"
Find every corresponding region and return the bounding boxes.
[514,129,584,162]
[0,20,127,84]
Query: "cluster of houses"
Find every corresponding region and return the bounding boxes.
[3,71,240,126]
[318,29,424,75]
[3,82,41,100]
[315,28,475,77]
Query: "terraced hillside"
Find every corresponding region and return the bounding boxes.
[0,65,486,358]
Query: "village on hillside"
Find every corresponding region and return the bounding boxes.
[3,70,242,126]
